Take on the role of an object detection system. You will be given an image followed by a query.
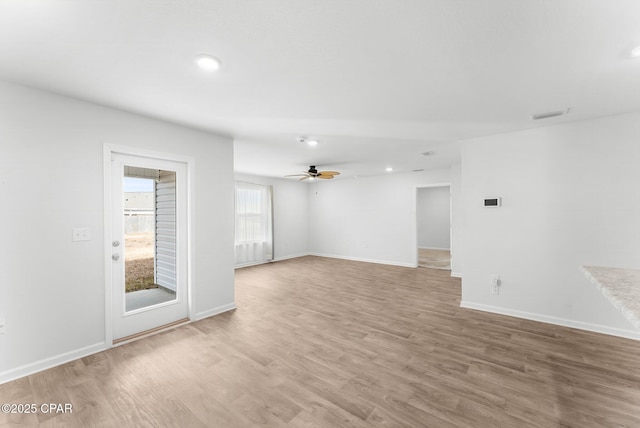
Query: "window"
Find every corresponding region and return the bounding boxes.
[236,187,264,243]
[235,182,273,265]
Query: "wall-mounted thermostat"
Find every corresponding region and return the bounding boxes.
[484,197,501,207]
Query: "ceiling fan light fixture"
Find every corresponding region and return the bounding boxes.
[386,167,393,172]
[194,53,222,72]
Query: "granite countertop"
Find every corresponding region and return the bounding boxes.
[581,265,640,330]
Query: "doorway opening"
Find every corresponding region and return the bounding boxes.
[123,166,176,312]
[416,185,452,270]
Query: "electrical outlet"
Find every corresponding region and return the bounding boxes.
[491,274,501,295]
[72,227,91,242]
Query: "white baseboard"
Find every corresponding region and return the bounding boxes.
[193,302,237,321]
[237,253,416,269]
[308,252,415,268]
[234,259,273,269]
[451,272,462,278]
[234,253,311,269]
[418,246,451,251]
[0,303,239,385]
[274,252,311,262]
[460,301,640,341]
[0,342,106,385]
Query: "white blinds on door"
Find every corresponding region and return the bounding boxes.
[235,181,273,265]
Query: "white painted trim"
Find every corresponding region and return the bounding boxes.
[418,246,451,251]
[0,342,106,385]
[451,272,462,278]
[460,301,640,341]
[103,144,113,348]
[193,303,237,321]
[187,156,196,323]
[415,182,452,189]
[308,253,415,268]
[106,144,195,164]
[414,183,453,272]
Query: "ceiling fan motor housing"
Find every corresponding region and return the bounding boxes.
[285,165,339,180]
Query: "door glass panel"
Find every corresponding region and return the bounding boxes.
[123,166,177,312]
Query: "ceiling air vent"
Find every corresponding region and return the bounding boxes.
[531,108,570,121]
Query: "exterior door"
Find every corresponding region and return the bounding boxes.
[109,152,189,341]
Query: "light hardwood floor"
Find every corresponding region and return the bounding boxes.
[2,256,640,427]
[418,249,451,270]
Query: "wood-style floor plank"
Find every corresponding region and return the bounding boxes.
[2,255,640,427]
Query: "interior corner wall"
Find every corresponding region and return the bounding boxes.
[461,111,640,339]
[234,173,309,262]
[0,80,235,382]
[308,168,455,267]
[416,186,451,250]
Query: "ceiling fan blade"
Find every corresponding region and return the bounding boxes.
[298,176,310,181]
[319,171,340,176]
[317,175,334,179]
[285,174,309,177]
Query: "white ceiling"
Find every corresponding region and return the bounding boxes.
[2,1,640,179]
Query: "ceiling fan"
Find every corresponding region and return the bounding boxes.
[285,165,340,181]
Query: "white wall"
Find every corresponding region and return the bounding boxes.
[0,80,236,382]
[234,173,309,262]
[416,186,450,250]
[461,111,640,339]
[308,168,458,267]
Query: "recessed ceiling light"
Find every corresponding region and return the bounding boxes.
[631,45,640,58]
[386,167,393,172]
[297,136,318,147]
[194,54,222,72]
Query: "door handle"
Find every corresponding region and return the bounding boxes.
[112,254,120,261]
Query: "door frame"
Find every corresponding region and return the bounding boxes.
[103,144,195,347]
[413,183,452,269]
